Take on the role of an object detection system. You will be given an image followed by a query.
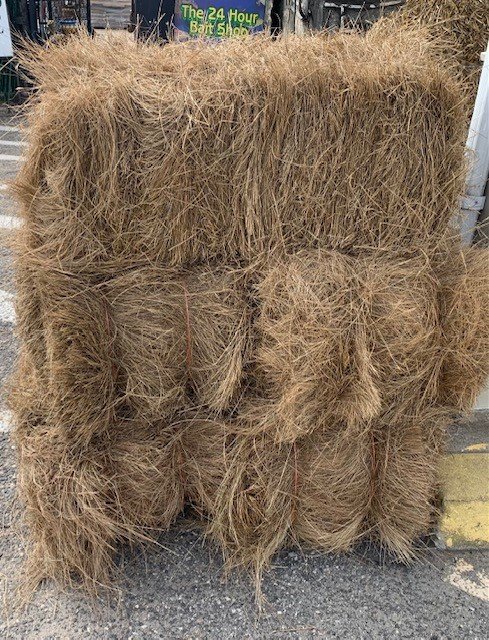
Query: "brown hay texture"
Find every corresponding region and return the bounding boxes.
[400,1,489,74]
[437,248,489,410]
[108,266,251,419]
[14,25,468,269]
[10,27,489,596]
[389,0,489,103]
[249,251,441,442]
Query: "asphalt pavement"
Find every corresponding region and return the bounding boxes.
[0,106,488,639]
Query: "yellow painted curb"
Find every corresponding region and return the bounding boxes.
[441,453,489,502]
[438,450,489,549]
[440,501,489,549]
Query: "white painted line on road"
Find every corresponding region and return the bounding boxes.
[0,124,19,133]
[0,153,21,162]
[0,139,27,148]
[0,214,22,230]
[0,409,12,433]
[0,289,15,324]
[446,558,489,602]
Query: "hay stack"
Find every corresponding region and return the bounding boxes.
[14,25,467,269]
[389,0,489,102]
[10,26,489,596]
[400,1,488,73]
[251,251,381,441]
[368,407,452,560]
[12,403,185,591]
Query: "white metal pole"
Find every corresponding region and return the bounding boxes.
[460,44,489,244]
[464,47,489,410]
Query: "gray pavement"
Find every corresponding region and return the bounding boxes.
[0,109,488,639]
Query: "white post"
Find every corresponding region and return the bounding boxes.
[461,46,489,410]
[460,44,489,244]
[0,0,14,58]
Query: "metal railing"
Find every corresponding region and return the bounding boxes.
[302,0,405,31]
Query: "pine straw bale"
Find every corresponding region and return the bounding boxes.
[368,407,451,560]
[362,251,442,416]
[40,273,118,447]
[182,407,452,579]
[10,257,250,591]
[13,25,466,270]
[291,422,372,553]
[15,424,121,592]
[11,244,487,592]
[437,247,489,411]
[8,23,483,598]
[193,417,371,584]
[398,0,489,73]
[204,429,296,584]
[250,251,380,441]
[250,250,440,442]
[108,420,185,533]
[16,259,250,438]
[12,231,117,449]
[107,266,251,419]
[11,363,185,592]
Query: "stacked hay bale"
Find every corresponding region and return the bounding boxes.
[400,1,488,71]
[392,0,489,98]
[11,25,489,595]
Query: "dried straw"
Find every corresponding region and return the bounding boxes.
[13,25,467,270]
[9,26,488,598]
[11,360,185,592]
[437,247,489,411]
[400,0,488,72]
[107,266,251,419]
[248,250,441,442]
[368,407,452,560]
